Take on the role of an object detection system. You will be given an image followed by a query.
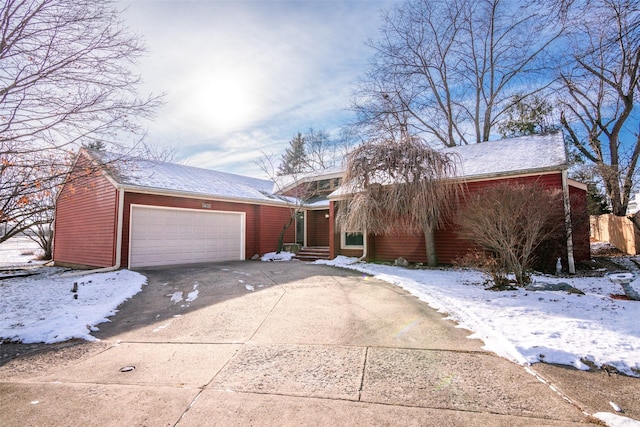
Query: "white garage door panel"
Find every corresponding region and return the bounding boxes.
[130,206,244,267]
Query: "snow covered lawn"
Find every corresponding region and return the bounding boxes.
[317,256,640,378]
[0,268,146,344]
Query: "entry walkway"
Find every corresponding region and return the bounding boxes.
[0,262,596,425]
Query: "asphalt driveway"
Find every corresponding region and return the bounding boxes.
[0,261,624,425]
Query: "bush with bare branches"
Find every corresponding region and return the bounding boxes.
[456,182,565,286]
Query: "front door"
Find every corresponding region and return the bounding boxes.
[295,211,305,246]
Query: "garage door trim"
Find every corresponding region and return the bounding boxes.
[128,204,246,268]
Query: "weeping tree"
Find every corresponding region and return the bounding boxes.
[336,136,461,266]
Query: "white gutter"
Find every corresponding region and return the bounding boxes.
[562,170,576,274]
[118,184,293,209]
[62,187,125,277]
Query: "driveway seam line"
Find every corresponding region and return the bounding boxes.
[172,344,244,427]
[358,346,369,401]
[173,278,290,425]
[246,285,287,343]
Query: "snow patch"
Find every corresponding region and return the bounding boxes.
[593,412,640,427]
[317,257,640,377]
[261,251,295,262]
[169,292,183,304]
[0,268,146,344]
[186,283,199,302]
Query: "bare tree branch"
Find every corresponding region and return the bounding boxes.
[0,0,163,247]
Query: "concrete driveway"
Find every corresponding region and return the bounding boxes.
[0,261,620,425]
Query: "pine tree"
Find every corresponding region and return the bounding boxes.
[277,133,307,176]
[498,95,558,138]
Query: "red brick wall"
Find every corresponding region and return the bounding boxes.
[53,157,118,268]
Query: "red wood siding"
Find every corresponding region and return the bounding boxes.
[307,209,330,246]
[570,184,590,262]
[121,193,294,266]
[257,205,295,254]
[53,158,118,268]
[334,173,590,267]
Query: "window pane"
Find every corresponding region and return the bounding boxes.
[345,232,363,246]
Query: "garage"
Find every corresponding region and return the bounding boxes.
[129,205,245,268]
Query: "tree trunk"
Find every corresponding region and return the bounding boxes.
[277,214,296,253]
[424,224,438,267]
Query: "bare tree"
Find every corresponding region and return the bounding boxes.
[456,182,565,286]
[304,128,335,170]
[277,128,356,176]
[257,153,315,253]
[336,135,461,266]
[0,0,161,244]
[558,0,640,216]
[353,0,566,147]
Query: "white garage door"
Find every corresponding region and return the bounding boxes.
[129,205,245,268]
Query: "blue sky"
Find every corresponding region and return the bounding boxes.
[121,0,400,177]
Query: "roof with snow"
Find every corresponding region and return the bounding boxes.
[82,149,290,205]
[80,133,567,205]
[328,132,569,198]
[272,165,344,194]
[444,132,567,179]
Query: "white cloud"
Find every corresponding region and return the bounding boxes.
[121,0,400,174]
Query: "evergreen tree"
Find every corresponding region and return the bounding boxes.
[570,167,611,215]
[498,94,558,138]
[277,133,307,176]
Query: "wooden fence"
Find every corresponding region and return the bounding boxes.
[590,214,640,255]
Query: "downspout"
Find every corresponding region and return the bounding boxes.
[62,187,125,277]
[358,232,368,261]
[562,170,576,274]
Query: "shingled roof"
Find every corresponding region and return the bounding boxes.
[444,132,567,180]
[79,132,568,204]
[82,149,290,205]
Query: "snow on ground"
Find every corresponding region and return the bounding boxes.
[1,237,638,425]
[0,267,146,344]
[261,251,295,262]
[316,256,640,378]
[0,236,44,266]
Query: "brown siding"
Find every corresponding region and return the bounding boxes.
[53,157,118,268]
[121,193,293,266]
[307,209,330,246]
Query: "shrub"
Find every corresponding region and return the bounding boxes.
[456,182,565,286]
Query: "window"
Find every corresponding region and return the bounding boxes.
[341,231,364,249]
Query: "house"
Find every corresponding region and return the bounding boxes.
[53,133,590,271]
[53,149,296,269]
[324,132,590,272]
